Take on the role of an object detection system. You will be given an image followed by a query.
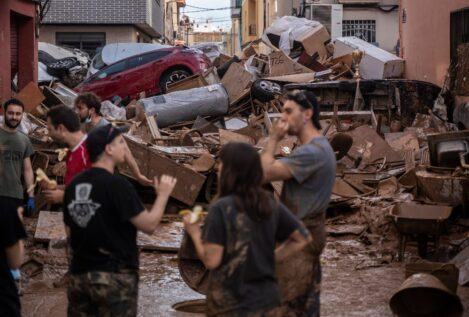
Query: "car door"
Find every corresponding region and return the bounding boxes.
[123,51,172,97]
[86,59,127,100]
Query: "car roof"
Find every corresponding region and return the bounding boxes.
[86,46,179,82]
[101,43,172,65]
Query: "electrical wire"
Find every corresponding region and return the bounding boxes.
[181,7,234,13]
[185,4,237,10]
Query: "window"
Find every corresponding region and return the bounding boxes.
[56,32,106,57]
[343,20,376,43]
[127,51,171,69]
[89,60,126,82]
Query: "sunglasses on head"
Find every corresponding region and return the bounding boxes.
[287,90,313,109]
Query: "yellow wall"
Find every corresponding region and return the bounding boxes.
[242,0,265,45]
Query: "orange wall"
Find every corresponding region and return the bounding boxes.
[399,0,468,87]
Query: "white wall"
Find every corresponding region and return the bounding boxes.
[39,25,146,45]
[342,8,399,53]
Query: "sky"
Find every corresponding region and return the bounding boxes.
[181,0,232,30]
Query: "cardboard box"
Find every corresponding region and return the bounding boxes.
[333,36,404,79]
[268,51,313,77]
[295,24,331,58]
[263,16,330,58]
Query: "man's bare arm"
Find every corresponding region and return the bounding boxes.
[261,136,293,183]
[23,157,34,198]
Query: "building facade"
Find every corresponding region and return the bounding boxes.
[0,0,38,102]
[241,0,265,44]
[40,0,164,56]
[164,0,186,44]
[228,0,242,54]
[399,0,469,87]
[245,0,399,53]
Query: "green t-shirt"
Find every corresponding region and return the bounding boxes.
[0,127,34,199]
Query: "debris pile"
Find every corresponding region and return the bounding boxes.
[7,16,469,315]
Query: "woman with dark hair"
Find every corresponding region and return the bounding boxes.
[183,142,311,317]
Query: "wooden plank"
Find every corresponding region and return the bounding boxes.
[190,153,216,172]
[137,220,184,252]
[384,131,420,155]
[34,211,66,242]
[14,82,45,113]
[166,74,208,93]
[145,113,161,139]
[319,111,373,119]
[219,129,255,145]
[123,136,206,206]
[347,125,404,163]
[220,63,253,103]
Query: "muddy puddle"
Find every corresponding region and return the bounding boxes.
[20,216,469,317]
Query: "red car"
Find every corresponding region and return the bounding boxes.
[76,46,211,100]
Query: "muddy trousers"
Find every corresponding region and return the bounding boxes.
[277,212,326,317]
[67,270,138,317]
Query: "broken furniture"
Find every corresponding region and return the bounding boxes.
[333,36,404,80]
[390,203,453,261]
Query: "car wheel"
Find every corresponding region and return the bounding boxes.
[251,79,283,102]
[47,57,80,78]
[160,68,191,93]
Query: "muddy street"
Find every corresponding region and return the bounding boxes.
[20,214,469,317]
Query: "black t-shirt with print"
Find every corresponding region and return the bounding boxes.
[63,167,144,274]
[202,195,302,316]
[0,198,27,317]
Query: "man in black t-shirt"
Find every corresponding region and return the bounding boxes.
[0,206,26,317]
[63,124,176,317]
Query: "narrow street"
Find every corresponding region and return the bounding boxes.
[0,0,468,316]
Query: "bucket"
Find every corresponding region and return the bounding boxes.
[389,273,463,317]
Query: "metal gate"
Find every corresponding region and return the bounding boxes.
[343,20,376,44]
[10,15,19,81]
[450,7,469,62]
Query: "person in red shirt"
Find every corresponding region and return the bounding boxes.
[44,105,151,204]
[44,106,92,203]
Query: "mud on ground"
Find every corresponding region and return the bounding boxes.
[20,210,469,317]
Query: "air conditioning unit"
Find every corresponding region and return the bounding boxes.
[306,4,343,40]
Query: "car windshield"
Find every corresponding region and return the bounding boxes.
[92,52,106,70]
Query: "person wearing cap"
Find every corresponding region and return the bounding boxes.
[44,105,151,204]
[63,124,177,316]
[260,89,336,317]
[74,93,152,186]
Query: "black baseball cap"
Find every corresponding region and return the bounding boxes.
[86,124,127,163]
